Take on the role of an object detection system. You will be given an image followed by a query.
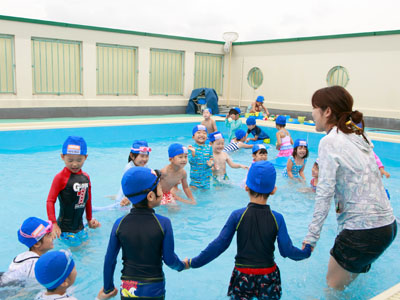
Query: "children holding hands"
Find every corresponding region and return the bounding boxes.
[160,143,196,205]
[185,161,311,300]
[98,167,186,300]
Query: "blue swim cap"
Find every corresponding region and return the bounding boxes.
[275,115,286,126]
[235,129,246,140]
[35,250,75,290]
[168,143,188,158]
[252,144,267,154]
[192,124,208,136]
[246,117,256,126]
[256,96,264,103]
[293,139,308,148]
[246,161,276,194]
[130,140,151,154]
[234,107,241,114]
[122,167,161,204]
[208,131,224,142]
[18,217,53,248]
[62,136,87,155]
[203,108,212,114]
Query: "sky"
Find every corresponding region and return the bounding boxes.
[1,0,400,42]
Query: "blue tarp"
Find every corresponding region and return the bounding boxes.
[185,88,219,114]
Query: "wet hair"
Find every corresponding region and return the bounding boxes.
[229,108,239,115]
[253,148,268,155]
[313,161,319,169]
[128,152,139,163]
[293,145,309,159]
[311,86,368,142]
[276,124,286,128]
[248,187,270,200]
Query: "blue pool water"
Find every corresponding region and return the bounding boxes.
[0,121,399,300]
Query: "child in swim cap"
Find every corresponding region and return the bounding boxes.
[35,250,79,300]
[244,117,270,143]
[223,129,253,153]
[117,140,152,206]
[188,125,214,189]
[160,143,196,206]
[208,131,248,186]
[46,136,100,246]
[186,161,311,299]
[225,107,243,142]
[249,95,269,116]
[283,139,309,181]
[275,116,294,157]
[97,167,186,300]
[0,217,54,286]
[201,108,218,134]
[252,144,268,162]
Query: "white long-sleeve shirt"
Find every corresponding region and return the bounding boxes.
[0,251,39,285]
[305,127,394,247]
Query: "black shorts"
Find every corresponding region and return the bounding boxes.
[227,267,282,300]
[330,221,397,273]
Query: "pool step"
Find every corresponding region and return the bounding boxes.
[370,283,400,300]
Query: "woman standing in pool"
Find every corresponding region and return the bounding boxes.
[303,86,397,291]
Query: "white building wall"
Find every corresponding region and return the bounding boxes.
[1,17,400,119]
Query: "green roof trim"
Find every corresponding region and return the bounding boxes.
[233,30,400,45]
[2,14,400,45]
[0,15,224,45]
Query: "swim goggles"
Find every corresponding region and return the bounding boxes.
[19,221,53,241]
[125,169,161,198]
[131,146,152,154]
[42,249,73,289]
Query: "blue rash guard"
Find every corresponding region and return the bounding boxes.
[102,207,184,294]
[190,203,311,269]
[247,126,269,140]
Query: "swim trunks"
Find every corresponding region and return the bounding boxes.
[227,266,282,300]
[213,173,230,186]
[121,279,165,300]
[161,192,176,205]
[60,228,88,247]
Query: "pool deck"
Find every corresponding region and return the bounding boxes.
[370,283,400,300]
[1,114,399,144]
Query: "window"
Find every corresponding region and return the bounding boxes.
[247,67,263,89]
[194,53,224,95]
[97,44,137,95]
[326,66,349,87]
[0,34,15,93]
[31,38,82,94]
[150,48,184,95]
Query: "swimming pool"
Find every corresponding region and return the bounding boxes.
[0,121,399,300]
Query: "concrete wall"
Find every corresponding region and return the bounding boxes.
[1,16,400,121]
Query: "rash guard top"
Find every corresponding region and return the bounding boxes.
[102,207,184,294]
[190,203,310,269]
[47,167,92,233]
